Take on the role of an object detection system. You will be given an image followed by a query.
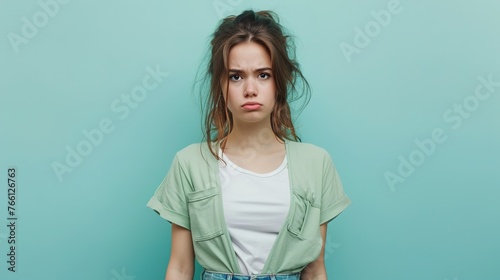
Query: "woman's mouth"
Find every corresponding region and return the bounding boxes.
[242,104,262,110]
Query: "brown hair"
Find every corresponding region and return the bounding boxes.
[196,10,311,164]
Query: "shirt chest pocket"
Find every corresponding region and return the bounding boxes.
[287,188,321,240]
[187,187,225,241]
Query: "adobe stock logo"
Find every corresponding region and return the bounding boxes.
[324,231,341,262]
[212,0,243,19]
[7,0,71,54]
[110,267,135,280]
[51,65,169,183]
[384,74,500,192]
[339,0,412,63]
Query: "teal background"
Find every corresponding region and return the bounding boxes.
[1,0,499,279]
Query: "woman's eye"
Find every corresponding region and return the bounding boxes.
[259,73,270,79]
[229,74,241,81]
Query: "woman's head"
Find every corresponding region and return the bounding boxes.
[222,41,276,127]
[199,10,311,159]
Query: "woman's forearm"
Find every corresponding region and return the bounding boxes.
[165,264,194,280]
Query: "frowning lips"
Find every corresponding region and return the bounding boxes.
[242,101,262,107]
[241,101,262,111]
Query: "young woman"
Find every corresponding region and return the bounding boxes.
[147,10,351,280]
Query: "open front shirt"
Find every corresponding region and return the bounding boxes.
[146,139,352,274]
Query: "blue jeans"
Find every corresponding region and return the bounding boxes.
[201,269,301,280]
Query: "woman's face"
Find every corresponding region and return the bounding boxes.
[221,41,276,126]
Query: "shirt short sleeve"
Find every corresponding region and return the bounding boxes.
[319,152,352,225]
[146,154,191,230]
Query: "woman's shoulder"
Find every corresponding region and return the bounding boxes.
[177,142,204,152]
[171,142,219,164]
[174,142,207,157]
[172,140,333,162]
[288,140,331,158]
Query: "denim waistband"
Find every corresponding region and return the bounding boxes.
[201,269,301,280]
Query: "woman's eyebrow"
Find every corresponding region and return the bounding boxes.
[228,67,273,73]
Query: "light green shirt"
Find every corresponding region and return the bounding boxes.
[146,139,351,274]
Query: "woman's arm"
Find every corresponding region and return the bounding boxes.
[300,224,328,280]
[165,223,195,280]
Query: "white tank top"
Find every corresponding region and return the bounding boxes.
[218,147,290,275]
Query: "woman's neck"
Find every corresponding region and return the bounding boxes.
[221,124,284,155]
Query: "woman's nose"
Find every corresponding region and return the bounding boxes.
[244,79,257,96]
